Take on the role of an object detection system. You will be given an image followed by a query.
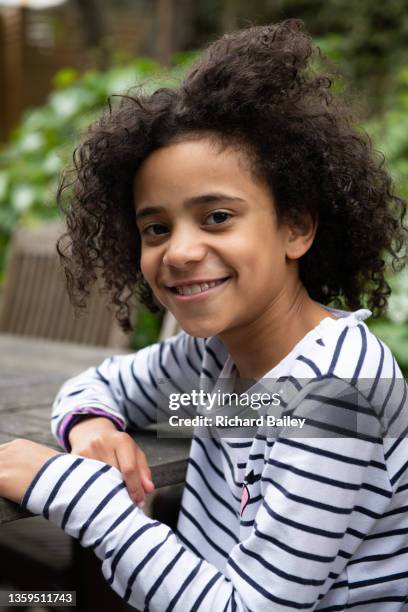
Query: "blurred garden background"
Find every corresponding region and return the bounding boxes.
[0,0,407,373]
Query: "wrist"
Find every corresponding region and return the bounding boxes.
[68,416,118,448]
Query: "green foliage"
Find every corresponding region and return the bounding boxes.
[0,57,190,283]
[132,305,164,351]
[0,56,194,347]
[368,319,408,378]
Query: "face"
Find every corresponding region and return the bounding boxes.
[134,137,311,339]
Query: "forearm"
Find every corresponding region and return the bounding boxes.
[51,353,159,448]
[22,454,243,611]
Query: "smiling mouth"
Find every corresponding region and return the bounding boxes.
[167,277,230,296]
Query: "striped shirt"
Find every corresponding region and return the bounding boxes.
[22,308,408,610]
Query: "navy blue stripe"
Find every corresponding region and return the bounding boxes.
[292,417,381,443]
[21,453,63,511]
[165,559,203,612]
[396,482,408,494]
[144,548,185,609]
[43,457,84,519]
[379,358,395,420]
[179,506,229,558]
[346,527,365,540]
[350,324,367,384]
[193,337,203,362]
[279,375,303,391]
[159,342,184,394]
[390,457,408,486]
[147,365,158,390]
[304,393,375,417]
[186,354,200,377]
[248,453,264,461]
[239,543,325,586]
[262,498,343,538]
[228,557,314,609]
[296,355,321,376]
[202,366,214,379]
[253,523,336,562]
[184,482,239,543]
[189,457,238,518]
[365,526,408,540]
[194,437,224,479]
[190,572,222,612]
[267,457,361,490]
[277,438,373,468]
[353,504,380,519]
[118,370,154,425]
[367,336,384,403]
[224,441,253,448]
[385,422,408,460]
[221,597,230,612]
[204,343,223,371]
[107,521,160,585]
[79,482,126,541]
[388,379,407,432]
[361,481,392,498]
[130,361,157,409]
[124,531,173,602]
[261,476,352,515]
[176,529,204,559]
[95,368,110,385]
[216,440,244,489]
[66,389,85,397]
[328,327,348,373]
[169,342,181,369]
[348,545,408,566]
[383,504,408,517]
[92,503,136,549]
[61,464,111,529]
[348,570,408,589]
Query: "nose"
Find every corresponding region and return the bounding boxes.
[162,226,207,268]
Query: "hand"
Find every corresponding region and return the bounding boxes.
[0,439,61,505]
[68,417,155,506]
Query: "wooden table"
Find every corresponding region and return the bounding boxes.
[0,333,191,523]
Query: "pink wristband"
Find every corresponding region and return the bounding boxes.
[58,408,126,452]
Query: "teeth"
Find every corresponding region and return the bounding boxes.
[175,279,225,295]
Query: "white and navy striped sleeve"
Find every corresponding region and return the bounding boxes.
[24,384,390,610]
[51,332,204,450]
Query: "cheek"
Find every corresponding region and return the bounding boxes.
[140,250,157,284]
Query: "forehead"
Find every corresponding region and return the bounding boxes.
[133,137,261,208]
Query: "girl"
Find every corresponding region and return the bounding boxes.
[1,19,408,611]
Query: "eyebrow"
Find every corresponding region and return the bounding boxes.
[135,193,245,221]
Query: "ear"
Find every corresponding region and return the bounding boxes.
[285,213,317,260]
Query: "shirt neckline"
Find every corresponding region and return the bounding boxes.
[219,307,372,383]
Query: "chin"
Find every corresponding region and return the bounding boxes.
[176,317,226,339]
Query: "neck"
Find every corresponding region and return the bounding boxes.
[219,281,335,380]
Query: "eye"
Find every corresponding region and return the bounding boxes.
[204,211,232,225]
[141,223,169,237]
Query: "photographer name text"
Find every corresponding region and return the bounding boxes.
[168,415,306,428]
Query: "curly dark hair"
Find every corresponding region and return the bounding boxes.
[57,19,407,332]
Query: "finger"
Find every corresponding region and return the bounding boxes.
[115,445,145,506]
[135,447,155,492]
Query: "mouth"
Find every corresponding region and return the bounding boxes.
[166,277,231,298]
